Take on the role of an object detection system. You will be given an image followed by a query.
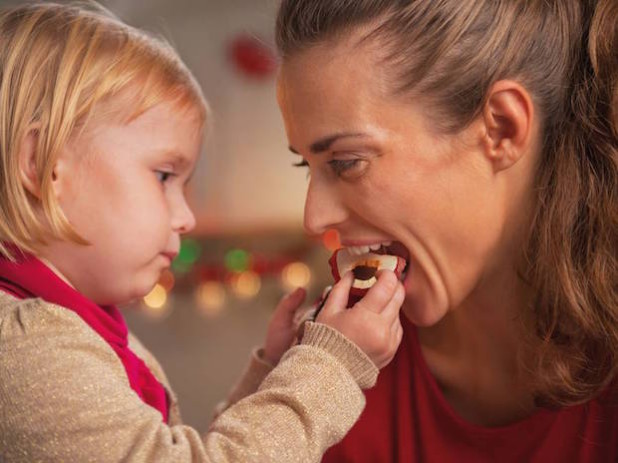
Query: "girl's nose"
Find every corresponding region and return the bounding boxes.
[303,177,348,236]
[172,196,196,234]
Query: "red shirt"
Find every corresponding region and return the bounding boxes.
[323,315,618,462]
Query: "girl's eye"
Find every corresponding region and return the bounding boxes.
[155,171,174,183]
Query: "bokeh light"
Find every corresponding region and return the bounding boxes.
[142,284,170,319]
[322,229,341,251]
[281,261,312,291]
[225,248,251,273]
[230,271,261,300]
[173,239,202,274]
[195,281,226,318]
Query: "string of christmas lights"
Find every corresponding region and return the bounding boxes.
[141,231,341,319]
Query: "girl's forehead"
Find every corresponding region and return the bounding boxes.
[69,100,203,168]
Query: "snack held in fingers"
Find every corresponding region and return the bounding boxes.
[329,242,408,305]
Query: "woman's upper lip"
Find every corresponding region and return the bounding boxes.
[340,239,394,247]
[161,251,178,260]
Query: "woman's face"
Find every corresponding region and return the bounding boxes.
[277,38,533,326]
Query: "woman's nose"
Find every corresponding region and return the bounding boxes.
[303,177,348,235]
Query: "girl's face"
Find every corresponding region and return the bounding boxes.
[47,99,203,305]
[277,40,534,326]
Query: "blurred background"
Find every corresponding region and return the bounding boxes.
[0,0,339,431]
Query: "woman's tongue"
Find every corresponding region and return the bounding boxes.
[384,241,410,262]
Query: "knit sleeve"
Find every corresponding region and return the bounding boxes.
[0,298,376,463]
[210,347,276,421]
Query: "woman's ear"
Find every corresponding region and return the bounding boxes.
[17,126,42,198]
[481,80,535,172]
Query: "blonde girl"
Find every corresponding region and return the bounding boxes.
[0,3,405,462]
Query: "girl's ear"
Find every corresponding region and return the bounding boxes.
[17,126,42,198]
[480,80,535,173]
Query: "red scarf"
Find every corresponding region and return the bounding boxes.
[0,247,169,422]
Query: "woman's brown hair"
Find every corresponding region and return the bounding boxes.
[276,0,617,407]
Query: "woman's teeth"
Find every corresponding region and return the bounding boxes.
[346,241,392,256]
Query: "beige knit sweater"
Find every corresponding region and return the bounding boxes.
[0,291,378,462]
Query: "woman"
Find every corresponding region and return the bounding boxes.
[275,0,617,461]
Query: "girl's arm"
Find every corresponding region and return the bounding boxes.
[0,297,376,463]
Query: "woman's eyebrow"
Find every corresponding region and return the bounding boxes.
[289,132,368,155]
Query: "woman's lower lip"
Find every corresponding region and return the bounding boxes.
[403,265,413,290]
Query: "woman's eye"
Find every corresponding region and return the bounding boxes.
[328,159,362,176]
[155,171,174,183]
[292,158,364,179]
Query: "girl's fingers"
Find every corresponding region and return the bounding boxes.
[353,270,398,314]
[391,318,403,347]
[277,287,307,320]
[320,271,354,317]
[381,283,405,320]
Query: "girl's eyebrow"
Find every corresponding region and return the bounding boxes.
[155,149,191,167]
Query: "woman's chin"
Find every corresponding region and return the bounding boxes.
[401,300,447,327]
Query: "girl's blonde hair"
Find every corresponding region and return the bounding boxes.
[277,0,617,407]
[0,2,208,259]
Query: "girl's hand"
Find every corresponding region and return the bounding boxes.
[263,287,307,365]
[316,270,405,369]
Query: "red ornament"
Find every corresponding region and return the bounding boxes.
[228,34,277,79]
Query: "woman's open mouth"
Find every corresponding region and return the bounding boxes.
[329,241,410,295]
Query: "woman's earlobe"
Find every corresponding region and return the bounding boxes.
[481,80,535,172]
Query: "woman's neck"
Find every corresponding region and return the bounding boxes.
[415,263,538,426]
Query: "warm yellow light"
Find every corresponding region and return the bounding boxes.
[142,284,170,319]
[281,262,312,291]
[195,282,226,317]
[230,271,261,300]
[144,284,167,308]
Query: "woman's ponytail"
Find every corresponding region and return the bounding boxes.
[588,0,617,136]
[527,0,617,406]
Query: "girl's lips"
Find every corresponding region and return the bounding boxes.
[161,252,178,263]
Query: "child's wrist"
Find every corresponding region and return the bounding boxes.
[261,347,280,366]
[300,321,378,389]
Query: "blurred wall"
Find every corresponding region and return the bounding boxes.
[113,0,308,234]
[0,0,308,233]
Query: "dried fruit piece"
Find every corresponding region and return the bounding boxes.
[329,248,407,300]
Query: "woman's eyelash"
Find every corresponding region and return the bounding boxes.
[328,159,360,175]
[292,158,361,177]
